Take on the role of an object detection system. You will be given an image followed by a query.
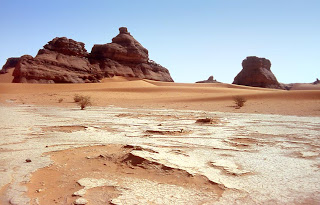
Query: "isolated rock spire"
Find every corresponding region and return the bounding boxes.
[233,56,283,89]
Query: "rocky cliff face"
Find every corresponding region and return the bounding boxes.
[89,27,173,82]
[233,56,284,89]
[4,27,173,83]
[12,37,99,83]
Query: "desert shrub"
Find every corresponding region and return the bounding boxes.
[58,98,63,103]
[74,94,82,103]
[196,118,213,124]
[233,96,247,108]
[75,95,92,110]
[196,117,221,124]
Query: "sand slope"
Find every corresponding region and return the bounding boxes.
[0,69,14,83]
[0,76,320,116]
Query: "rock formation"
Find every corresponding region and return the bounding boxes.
[4,27,173,83]
[89,27,173,82]
[0,57,20,74]
[313,78,320,85]
[12,37,99,83]
[233,56,284,89]
[196,76,218,83]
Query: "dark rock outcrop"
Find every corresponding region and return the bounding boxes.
[0,57,20,74]
[233,56,284,89]
[43,37,89,57]
[89,27,173,82]
[313,78,320,85]
[196,76,218,83]
[8,27,173,83]
[12,38,99,83]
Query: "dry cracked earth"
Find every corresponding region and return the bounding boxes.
[0,104,319,204]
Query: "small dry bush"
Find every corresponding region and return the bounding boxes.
[196,118,213,124]
[233,96,247,108]
[74,94,82,103]
[196,117,221,124]
[58,98,63,103]
[74,95,92,110]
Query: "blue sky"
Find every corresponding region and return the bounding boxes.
[0,0,319,83]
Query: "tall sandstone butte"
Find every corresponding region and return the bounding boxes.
[6,27,173,83]
[233,56,284,89]
[89,27,173,82]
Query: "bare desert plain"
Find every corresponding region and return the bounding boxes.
[0,73,320,204]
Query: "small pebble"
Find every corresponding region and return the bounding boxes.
[74,198,88,205]
[26,159,32,163]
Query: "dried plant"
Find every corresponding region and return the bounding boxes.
[233,96,247,108]
[74,94,82,103]
[75,95,92,110]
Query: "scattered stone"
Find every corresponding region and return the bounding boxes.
[74,198,88,205]
[233,56,284,89]
[72,189,86,197]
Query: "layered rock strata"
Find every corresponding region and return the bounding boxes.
[89,27,173,82]
[3,27,173,83]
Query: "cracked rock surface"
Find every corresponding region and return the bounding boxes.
[0,105,319,204]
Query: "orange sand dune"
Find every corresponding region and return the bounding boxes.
[0,76,320,116]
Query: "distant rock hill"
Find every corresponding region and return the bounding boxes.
[196,76,219,83]
[1,27,173,83]
[233,56,284,89]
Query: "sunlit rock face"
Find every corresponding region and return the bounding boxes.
[5,27,173,83]
[89,27,173,82]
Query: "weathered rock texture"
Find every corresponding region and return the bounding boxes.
[89,27,173,82]
[196,76,218,83]
[233,56,284,89]
[12,38,99,83]
[0,57,20,74]
[6,27,173,83]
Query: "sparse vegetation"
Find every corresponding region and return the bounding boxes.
[196,118,213,124]
[58,98,63,103]
[74,94,82,103]
[74,95,92,110]
[196,117,221,124]
[233,96,247,108]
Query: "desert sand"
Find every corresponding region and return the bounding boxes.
[1,74,320,116]
[0,73,320,204]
